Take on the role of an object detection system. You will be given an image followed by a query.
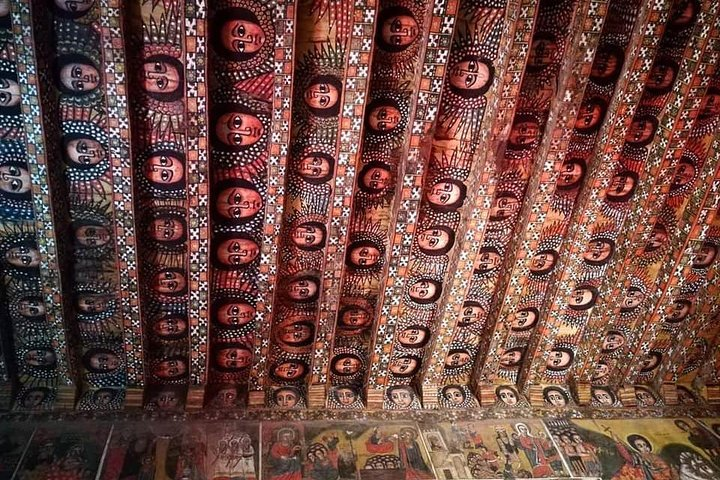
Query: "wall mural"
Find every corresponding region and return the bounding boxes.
[0,0,719,412]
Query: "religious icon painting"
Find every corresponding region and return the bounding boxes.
[348,423,434,480]
[205,422,259,480]
[544,418,720,479]
[0,423,34,478]
[99,423,157,480]
[302,422,360,480]
[147,424,208,480]
[262,422,305,480]
[419,420,568,479]
[14,423,112,480]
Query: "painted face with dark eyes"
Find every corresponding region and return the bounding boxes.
[361,166,392,192]
[277,323,313,345]
[65,138,105,166]
[88,352,120,372]
[215,237,260,266]
[510,308,538,331]
[273,361,306,380]
[142,60,181,94]
[287,278,318,301]
[152,270,187,294]
[303,82,340,111]
[53,0,95,14]
[575,99,605,131]
[5,245,41,268]
[74,224,111,247]
[143,154,184,185]
[216,302,255,327]
[152,316,187,337]
[489,194,520,221]
[297,154,332,180]
[154,358,187,379]
[18,297,45,319]
[348,245,382,267]
[605,173,636,201]
[215,112,264,147]
[215,185,263,220]
[148,217,184,242]
[76,294,109,313]
[339,307,371,329]
[557,160,584,188]
[381,14,418,48]
[625,117,656,145]
[215,347,252,370]
[367,105,401,132]
[0,165,31,195]
[24,348,56,367]
[59,62,100,92]
[291,223,325,249]
[449,58,491,92]
[417,228,451,253]
[583,238,613,264]
[427,181,463,207]
[0,77,21,107]
[220,19,265,54]
[408,279,438,301]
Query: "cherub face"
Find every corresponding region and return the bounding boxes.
[5,245,41,268]
[215,185,263,220]
[380,14,418,48]
[215,112,264,147]
[304,82,340,111]
[368,105,401,132]
[143,154,184,185]
[59,62,100,92]
[220,18,266,54]
[215,237,260,266]
[0,165,31,195]
[216,302,255,327]
[0,76,21,107]
[141,59,181,94]
[215,347,252,370]
[449,58,491,92]
[65,138,105,166]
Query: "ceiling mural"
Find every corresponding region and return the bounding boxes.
[0,0,718,413]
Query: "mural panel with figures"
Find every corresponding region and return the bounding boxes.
[545,418,720,479]
[420,420,568,479]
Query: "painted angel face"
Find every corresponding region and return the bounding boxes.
[220,18,266,54]
[216,302,255,327]
[497,387,518,405]
[334,387,357,406]
[215,237,260,267]
[142,59,181,95]
[74,224,111,247]
[417,228,451,253]
[303,82,340,112]
[87,351,120,372]
[348,244,382,267]
[152,270,187,294]
[0,77,21,107]
[389,387,414,408]
[215,112,264,147]
[380,14,419,48]
[215,184,263,220]
[215,347,252,370]
[443,387,465,405]
[152,316,187,338]
[59,62,100,92]
[143,154,185,185]
[367,105,401,132]
[65,138,105,166]
[286,278,318,301]
[275,388,299,407]
[0,165,31,195]
[449,58,491,93]
[5,245,40,268]
[273,361,306,381]
[148,217,185,242]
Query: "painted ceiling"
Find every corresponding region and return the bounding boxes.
[0,0,718,413]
